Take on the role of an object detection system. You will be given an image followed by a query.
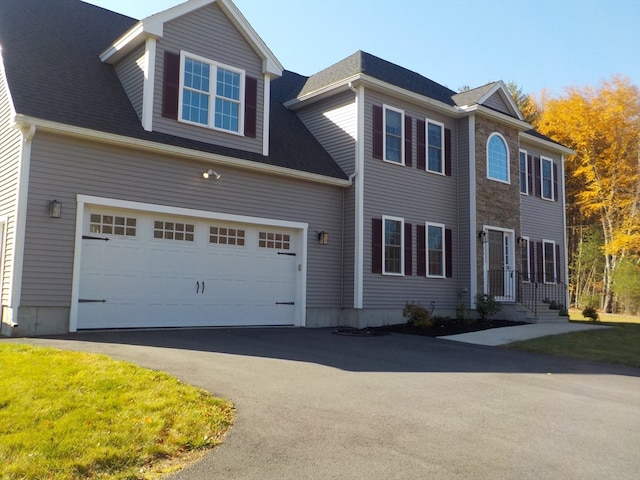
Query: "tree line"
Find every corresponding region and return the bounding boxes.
[508,77,639,315]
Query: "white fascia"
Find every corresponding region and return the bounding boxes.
[141,37,156,132]
[8,125,36,310]
[468,114,477,308]
[285,74,462,118]
[460,104,531,131]
[12,115,351,187]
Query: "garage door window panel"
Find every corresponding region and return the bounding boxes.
[259,231,291,250]
[154,221,195,241]
[90,214,137,237]
[210,226,245,246]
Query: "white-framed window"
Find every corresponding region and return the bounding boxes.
[543,240,556,283]
[519,150,528,195]
[426,222,445,278]
[179,51,245,134]
[383,215,404,275]
[487,133,509,183]
[426,119,445,174]
[383,105,404,164]
[541,157,554,200]
[519,236,530,281]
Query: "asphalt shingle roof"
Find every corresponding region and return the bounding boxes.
[298,51,458,106]
[0,0,347,180]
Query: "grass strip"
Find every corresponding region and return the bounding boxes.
[0,343,234,479]
[506,323,640,368]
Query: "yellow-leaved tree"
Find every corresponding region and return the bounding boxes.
[535,76,640,312]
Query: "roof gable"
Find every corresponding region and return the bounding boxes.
[101,0,282,77]
[452,81,523,120]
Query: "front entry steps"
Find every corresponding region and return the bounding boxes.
[502,303,570,324]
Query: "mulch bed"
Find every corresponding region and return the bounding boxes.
[334,319,526,338]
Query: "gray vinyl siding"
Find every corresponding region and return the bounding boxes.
[341,186,356,308]
[296,91,357,176]
[362,90,459,310]
[519,141,566,277]
[152,3,264,155]
[483,91,512,116]
[21,132,344,308]
[0,70,21,305]
[114,44,145,121]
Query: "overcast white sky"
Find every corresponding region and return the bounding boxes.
[83,0,640,97]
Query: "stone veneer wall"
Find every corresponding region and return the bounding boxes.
[474,116,522,295]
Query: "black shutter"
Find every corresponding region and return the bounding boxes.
[445,228,452,278]
[534,156,541,197]
[444,128,452,176]
[404,116,413,167]
[417,224,426,276]
[529,241,535,282]
[553,163,559,201]
[527,154,533,195]
[555,244,561,282]
[162,51,180,120]
[404,223,413,275]
[416,119,425,170]
[244,76,258,138]
[372,218,382,274]
[373,105,383,160]
[536,242,544,282]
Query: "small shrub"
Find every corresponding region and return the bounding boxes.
[474,294,502,321]
[456,292,470,323]
[582,305,599,322]
[403,302,434,328]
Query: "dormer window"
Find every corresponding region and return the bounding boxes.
[179,52,245,134]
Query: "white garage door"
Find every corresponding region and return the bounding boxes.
[77,208,301,329]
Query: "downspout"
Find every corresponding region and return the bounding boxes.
[8,123,36,327]
[348,82,364,309]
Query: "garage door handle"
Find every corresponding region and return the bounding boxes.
[196,281,199,294]
[276,302,295,305]
[201,281,205,293]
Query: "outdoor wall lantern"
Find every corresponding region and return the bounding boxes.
[318,231,329,245]
[478,230,487,242]
[517,236,526,246]
[202,169,221,180]
[49,200,62,218]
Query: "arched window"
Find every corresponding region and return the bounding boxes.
[487,133,509,183]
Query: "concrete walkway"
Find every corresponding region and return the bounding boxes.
[441,322,609,346]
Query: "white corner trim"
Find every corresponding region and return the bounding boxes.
[353,85,365,309]
[296,227,308,327]
[8,125,36,309]
[468,114,477,307]
[68,196,86,332]
[141,37,156,132]
[262,74,271,156]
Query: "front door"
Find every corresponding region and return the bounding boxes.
[487,229,514,300]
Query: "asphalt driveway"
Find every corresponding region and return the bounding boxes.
[11,328,640,480]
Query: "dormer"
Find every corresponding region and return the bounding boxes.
[101,0,282,156]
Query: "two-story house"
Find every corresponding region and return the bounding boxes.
[0,0,572,336]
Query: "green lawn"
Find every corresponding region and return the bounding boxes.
[506,322,640,368]
[0,343,234,479]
